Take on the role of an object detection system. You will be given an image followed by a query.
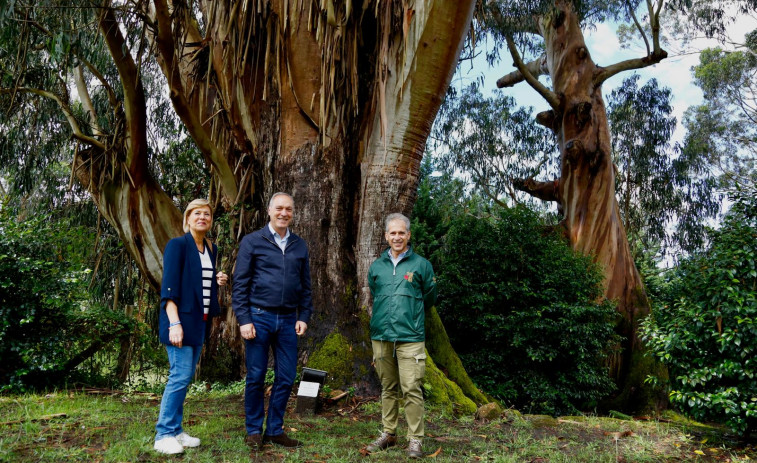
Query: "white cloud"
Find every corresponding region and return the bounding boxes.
[585,22,625,65]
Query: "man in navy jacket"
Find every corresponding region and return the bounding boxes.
[232,192,313,450]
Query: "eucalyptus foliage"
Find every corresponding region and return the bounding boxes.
[432,83,557,207]
[681,32,757,191]
[410,156,466,268]
[607,75,720,254]
[665,0,757,39]
[642,186,757,435]
[480,0,634,62]
[0,2,206,209]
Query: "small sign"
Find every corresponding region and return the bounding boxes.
[297,381,320,398]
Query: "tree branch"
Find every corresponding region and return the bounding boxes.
[20,12,119,111]
[477,180,510,208]
[505,35,560,109]
[0,87,106,150]
[74,66,103,136]
[496,54,548,88]
[151,0,239,201]
[650,0,664,57]
[594,0,668,86]
[627,1,650,57]
[593,51,667,86]
[75,54,119,109]
[98,5,148,181]
[59,325,131,378]
[512,177,560,203]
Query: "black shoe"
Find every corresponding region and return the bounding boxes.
[263,432,303,448]
[245,433,262,450]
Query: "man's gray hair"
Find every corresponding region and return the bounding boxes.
[268,192,294,209]
[385,213,411,232]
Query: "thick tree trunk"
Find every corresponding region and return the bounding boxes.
[529,2,665,412]
[355,0,479,395]
[73,0,485,408]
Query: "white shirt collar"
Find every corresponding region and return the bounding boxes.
[268,222,290,240]
[390,249,408,267]
[268,223,290,251]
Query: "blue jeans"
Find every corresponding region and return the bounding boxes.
[155,344,203,440]
[244,308,298,436]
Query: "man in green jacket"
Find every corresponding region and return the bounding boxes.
[365,213,437,459]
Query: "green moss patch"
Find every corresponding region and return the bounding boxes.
[306,332,355,388]
[424,350,477,416]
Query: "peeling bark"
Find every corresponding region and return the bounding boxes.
[357,0,476,311]
[507,0,666,411]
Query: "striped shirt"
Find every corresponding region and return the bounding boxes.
[199,246,213,321]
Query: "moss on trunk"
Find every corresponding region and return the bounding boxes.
[424,350,477,415]
[305,331,360,388]
[425,306,490,406]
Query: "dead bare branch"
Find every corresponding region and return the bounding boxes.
[497,54,548,88]
[505,35,560,109]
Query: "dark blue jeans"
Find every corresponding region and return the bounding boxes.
[244,307,298,436]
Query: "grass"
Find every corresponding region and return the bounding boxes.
[0,389,756,462]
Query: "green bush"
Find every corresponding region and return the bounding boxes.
[641,187,757,436]
[0,206,131,391]
[435,206,619,415]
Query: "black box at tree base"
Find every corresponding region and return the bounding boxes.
[295,368,327,415]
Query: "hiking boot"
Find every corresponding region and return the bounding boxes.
[263,432,303,448]
[365,432,397,452]
[245,433,263,450]
[406,438,423,458]
[154,436,184,455]
[175,432,200,448]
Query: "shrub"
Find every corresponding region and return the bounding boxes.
[0,206,131,391]
[436,206,619,415]
[641,187,757,436]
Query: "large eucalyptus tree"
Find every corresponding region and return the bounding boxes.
[0,0,485,405]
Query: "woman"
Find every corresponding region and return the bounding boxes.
[154,199,229,455]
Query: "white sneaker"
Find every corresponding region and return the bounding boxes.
[175,432,201,448]
[154,436,184,454]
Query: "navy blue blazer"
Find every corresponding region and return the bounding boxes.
[159,233,221,346]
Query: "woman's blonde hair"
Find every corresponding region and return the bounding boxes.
[183,199,213,233]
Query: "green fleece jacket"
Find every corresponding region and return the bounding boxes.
[368,246,437,342]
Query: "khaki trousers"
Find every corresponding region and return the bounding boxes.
[372,340,426,439]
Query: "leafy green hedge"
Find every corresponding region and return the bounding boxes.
[642,187,757,435]
[433,206,619,415]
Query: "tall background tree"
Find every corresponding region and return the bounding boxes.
[680,30,757,192]
[476,0,675,411]
[474,0,757,410]
[0,0,487,407]
[606,75,720,255]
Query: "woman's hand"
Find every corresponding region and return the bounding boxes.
[169,324,184,348]
[216,271,229,287]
